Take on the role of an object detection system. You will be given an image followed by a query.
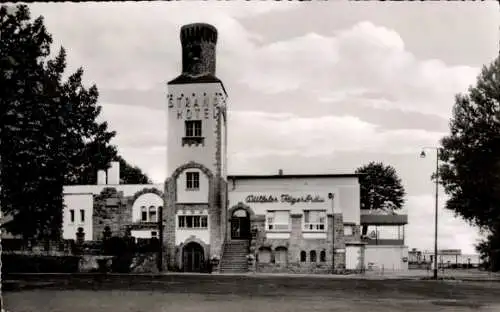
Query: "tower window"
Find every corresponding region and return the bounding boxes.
[70,209,75,223]
[80,209,85,223]
[186,171,200,190]
[185,120,202,137]
[178,215,208,229]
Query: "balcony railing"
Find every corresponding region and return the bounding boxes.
[303,223,325,231]
[267,223,290,231]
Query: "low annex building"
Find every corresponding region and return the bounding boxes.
[61,23,409,274]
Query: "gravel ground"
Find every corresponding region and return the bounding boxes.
[4,273,500,312]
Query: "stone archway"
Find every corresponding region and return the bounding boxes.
[182,242,205,273]
[178,236,210,273]
[230,209,251,240]
[228,202,255,241]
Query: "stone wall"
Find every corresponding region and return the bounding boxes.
[333,213,346,271]
[218,178,228,259]
[92,188,131,240]
[164,177,176,270]
[251,212,346,274]
[344,224,361,244]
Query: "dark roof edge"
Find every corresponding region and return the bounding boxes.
[227,173,362,180]
[167,74,227,97]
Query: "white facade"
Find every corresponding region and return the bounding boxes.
[176,168,210,203]
[346,246,363,270]
[166,83,227,177]
[131,229,158,240]
[131,193,163,223]
[228,176,360,223]
[175,209,211,246]
[62,183,163,241]
[63,193,93,240]
[364,245,409,271]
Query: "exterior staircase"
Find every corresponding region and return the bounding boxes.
[220,240,249,273]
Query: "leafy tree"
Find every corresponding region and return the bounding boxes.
[438,56,500,271]
[1,5,66,241]
[116,155,152,184]
[0,5,151,241]
[355,161,406,211]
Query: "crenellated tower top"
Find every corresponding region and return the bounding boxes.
[179,23,218,78]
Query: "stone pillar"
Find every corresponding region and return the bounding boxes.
[333,213,345,272]
[289,214,303,267]
[209,176,223,261]
[164,178,177,270]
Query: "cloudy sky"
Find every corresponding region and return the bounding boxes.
[29,2,499,254]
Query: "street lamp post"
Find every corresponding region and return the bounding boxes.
[420,147,440,280]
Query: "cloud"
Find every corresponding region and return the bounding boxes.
[235,21,479,118]
[29,3,298,90]
[29,4,480,119]
[98,102,166,150]
[228,110,445,158]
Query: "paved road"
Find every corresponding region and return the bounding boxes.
[4,273,500,312]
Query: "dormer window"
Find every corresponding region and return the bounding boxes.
[183,120,204,146]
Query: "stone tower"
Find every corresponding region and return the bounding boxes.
[164,23,228,272]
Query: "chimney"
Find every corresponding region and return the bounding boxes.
[278,169,283,176]
[107,161,120,185]
[97,170,107,185]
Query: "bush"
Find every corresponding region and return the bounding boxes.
[102,236,136,273]
[2,239,26,252]
[136,238,159,253]
[2,254,81,273]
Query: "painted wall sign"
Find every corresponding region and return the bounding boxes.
[168,92,223,121]
[245,194,326,205]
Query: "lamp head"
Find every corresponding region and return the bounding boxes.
[328,193,334,199]
[420,150,426,158]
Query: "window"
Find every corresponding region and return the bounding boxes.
[70,209,75,223]
[151,231,158,237]
[300,251,307,262]
[149,206,157,222]
[344,225,353,236]
[139,206,159,223]
[185,120,202,137]
[186,172,200,190]
[320,250,326,262]
[266,211,290,231]
[201,216,208,228]
[310,250,317,263]
[304,210,326,231]
[80,209,85,223]
[178,215,208,229]
[141,206,148,222]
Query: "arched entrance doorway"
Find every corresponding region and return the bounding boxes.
[183,242,205,272]
[231,209,250,240]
